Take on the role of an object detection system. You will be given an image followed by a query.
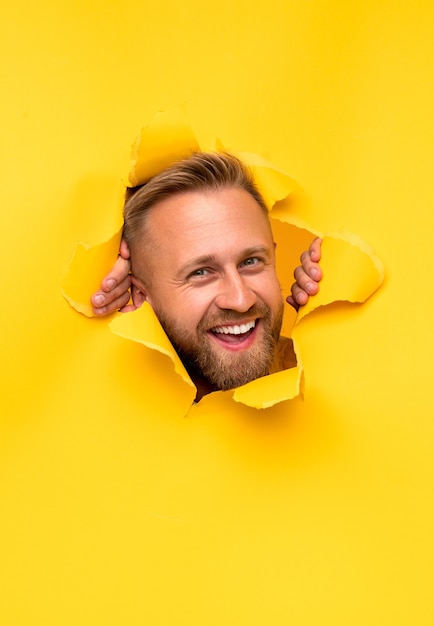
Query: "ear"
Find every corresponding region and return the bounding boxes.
[131,275,149,308]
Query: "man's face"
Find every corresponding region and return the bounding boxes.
[132,187,284,391]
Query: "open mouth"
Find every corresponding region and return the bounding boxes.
[209,319,258,347]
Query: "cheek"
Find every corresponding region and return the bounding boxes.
[254,273,283,307]
[181,291,213,325]
[153,287,213,330]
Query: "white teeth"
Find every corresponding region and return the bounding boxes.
[212,320,256,335]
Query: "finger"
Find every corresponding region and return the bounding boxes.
[309,237,322,263]
[91,275,131,312]
[288,282,310,307]
[100,255,131,293]
[300,249,322,282]
[293,265,320,296]
[92,290,131,316]
[286,294,300,311]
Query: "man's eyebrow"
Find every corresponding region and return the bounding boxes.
[177,246,272,278]
[177,254,218,278]
[242,245,272,258]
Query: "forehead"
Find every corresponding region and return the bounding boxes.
[144,187,273,256]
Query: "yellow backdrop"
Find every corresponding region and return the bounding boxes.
[1,1,433,624]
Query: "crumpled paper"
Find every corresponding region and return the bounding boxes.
[62,108,383,411]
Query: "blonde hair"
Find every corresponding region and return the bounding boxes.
[123,152,268,251]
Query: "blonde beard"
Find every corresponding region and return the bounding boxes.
[155,301,284,391]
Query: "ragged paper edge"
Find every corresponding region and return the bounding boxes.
[111,139,306,411]
[109,305,196,397]
[62,108,383,412]
[61,227,123,317]
[232,339,304,409]
[127,108,200,186]
[216,139,301,211]
[295,231,384,324]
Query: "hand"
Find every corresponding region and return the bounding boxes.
[286,237,323,310]
[91,239,137,315]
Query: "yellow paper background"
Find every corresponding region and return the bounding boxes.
[1,1,434,625]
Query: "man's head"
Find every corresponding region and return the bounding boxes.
[123,152,284,396]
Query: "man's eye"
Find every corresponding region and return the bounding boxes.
[189,268,210,278]
[241,257,261,267]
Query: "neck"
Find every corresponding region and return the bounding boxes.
[189,371,220,402]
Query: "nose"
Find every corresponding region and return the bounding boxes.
[214,270,257,312]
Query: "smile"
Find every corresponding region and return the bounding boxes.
[208,319,259,351]
[211,320,256,335]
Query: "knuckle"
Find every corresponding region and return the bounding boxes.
[293,265,303,280]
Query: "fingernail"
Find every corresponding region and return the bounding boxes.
[309,268,320,279]
[94,294,105,306]
[106,279,116,290]
[306,281,315,294]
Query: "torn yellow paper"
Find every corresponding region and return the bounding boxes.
[62,108,383,411]
[61,228,123,317]
[239,151,301,211]
[110,306,303,412]
[270,193,323,236]
[128,109,200,186]
[216,140,301,211]
[295,233,384,324]
[233,366,303,409]
[109,304,196,399]
[233,339,304,409]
